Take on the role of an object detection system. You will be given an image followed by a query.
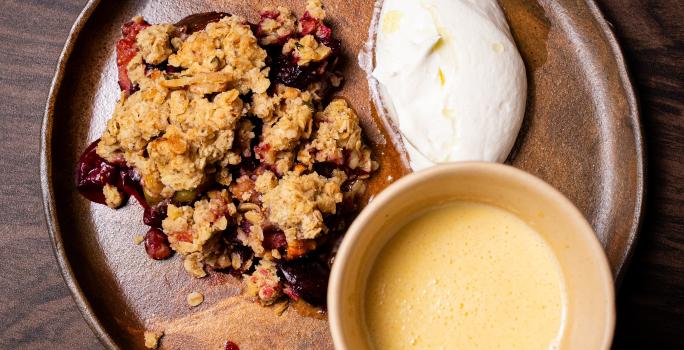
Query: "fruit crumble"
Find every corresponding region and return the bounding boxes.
[76,0,376,309]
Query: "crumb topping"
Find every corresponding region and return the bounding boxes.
[298,99,375,173]
[82,3,378,305]
[168,16,270,94]
[252,85,314,174]
[136,24,176,65]
[246,259,282,305]
[283,35,332,66]
[187,291,205,307]
[262,170,346,242]
[258,7,297,45]
[162,189,236,255]
[103,184,124,208]
[306,0,327,20]
[134,234,145,245]
[144,330,163,349]
[183,252,208,278]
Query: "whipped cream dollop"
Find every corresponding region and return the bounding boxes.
[372,0,527,170]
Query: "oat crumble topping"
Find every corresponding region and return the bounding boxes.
[183,252,208,278]
[136,24,176,65]
[187,291,205,307]
[77,1,377,309]
[306,0,327,20]
[298,99,376,173]
[134,234,145,245]
[168,16,270,94]
[262,170,346,242]
[246,259,282,305]
[162,189,236,255]
[103,184,124,208]
[144,330,163,349]
[258,7,297,46]
[283,35,332,66]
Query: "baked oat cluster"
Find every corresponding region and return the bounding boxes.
[76,0,377,308]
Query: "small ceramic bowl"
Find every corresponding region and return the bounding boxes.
[328,163,615,350]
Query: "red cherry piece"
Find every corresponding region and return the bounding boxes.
[115,19,150,93]
[144,228,173,260]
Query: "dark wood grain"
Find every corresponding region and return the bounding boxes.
[0,0,681,349]
[0,0,102,349]
[594,1,684,349]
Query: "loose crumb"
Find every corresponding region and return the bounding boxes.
[133,235,145,245]
[144,330,163,349]
[187,291,204,307]
[273,300,289,316]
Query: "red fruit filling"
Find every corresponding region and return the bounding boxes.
[256,10,294,45]
[277,257,329,307]
[262,229,288,250]
[224,341,240,350]
[143,201,168,228]
[298,12,318,36]
[144,228,173,260]
[75,139,144,206]
[116,19,150,93]
[268,11,341,91]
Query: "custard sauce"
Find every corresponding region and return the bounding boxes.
[365,201,566,349]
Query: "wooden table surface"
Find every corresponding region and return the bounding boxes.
[0,0,681,349]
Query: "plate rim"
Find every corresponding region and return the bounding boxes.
[584,0,645,283]
[39,0,645,348]
[39,0,118,348]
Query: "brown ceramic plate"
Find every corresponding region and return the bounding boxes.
[41,0,644,349]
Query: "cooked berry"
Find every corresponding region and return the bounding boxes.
[116,19,149,93]
[224,341,240,350]
[144,228,173,260]
[143,202,168,228]
[277,257,329,306]
[76,140,129,205]
[262,229,287,250]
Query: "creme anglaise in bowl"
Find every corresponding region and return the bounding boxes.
[328,163,614,350]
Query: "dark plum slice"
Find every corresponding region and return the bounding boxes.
[312,161,342,177]
[118,166,145,204]
[270,54,316,90]
[143,201,168,228]
[75,139,148,209]
[318,232,345,269]
[176,12,231,34]
[277,257,329,306]
[262,229,287,250]
[76,140,127,205]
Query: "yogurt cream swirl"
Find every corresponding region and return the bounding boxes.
[372,0,527,170]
